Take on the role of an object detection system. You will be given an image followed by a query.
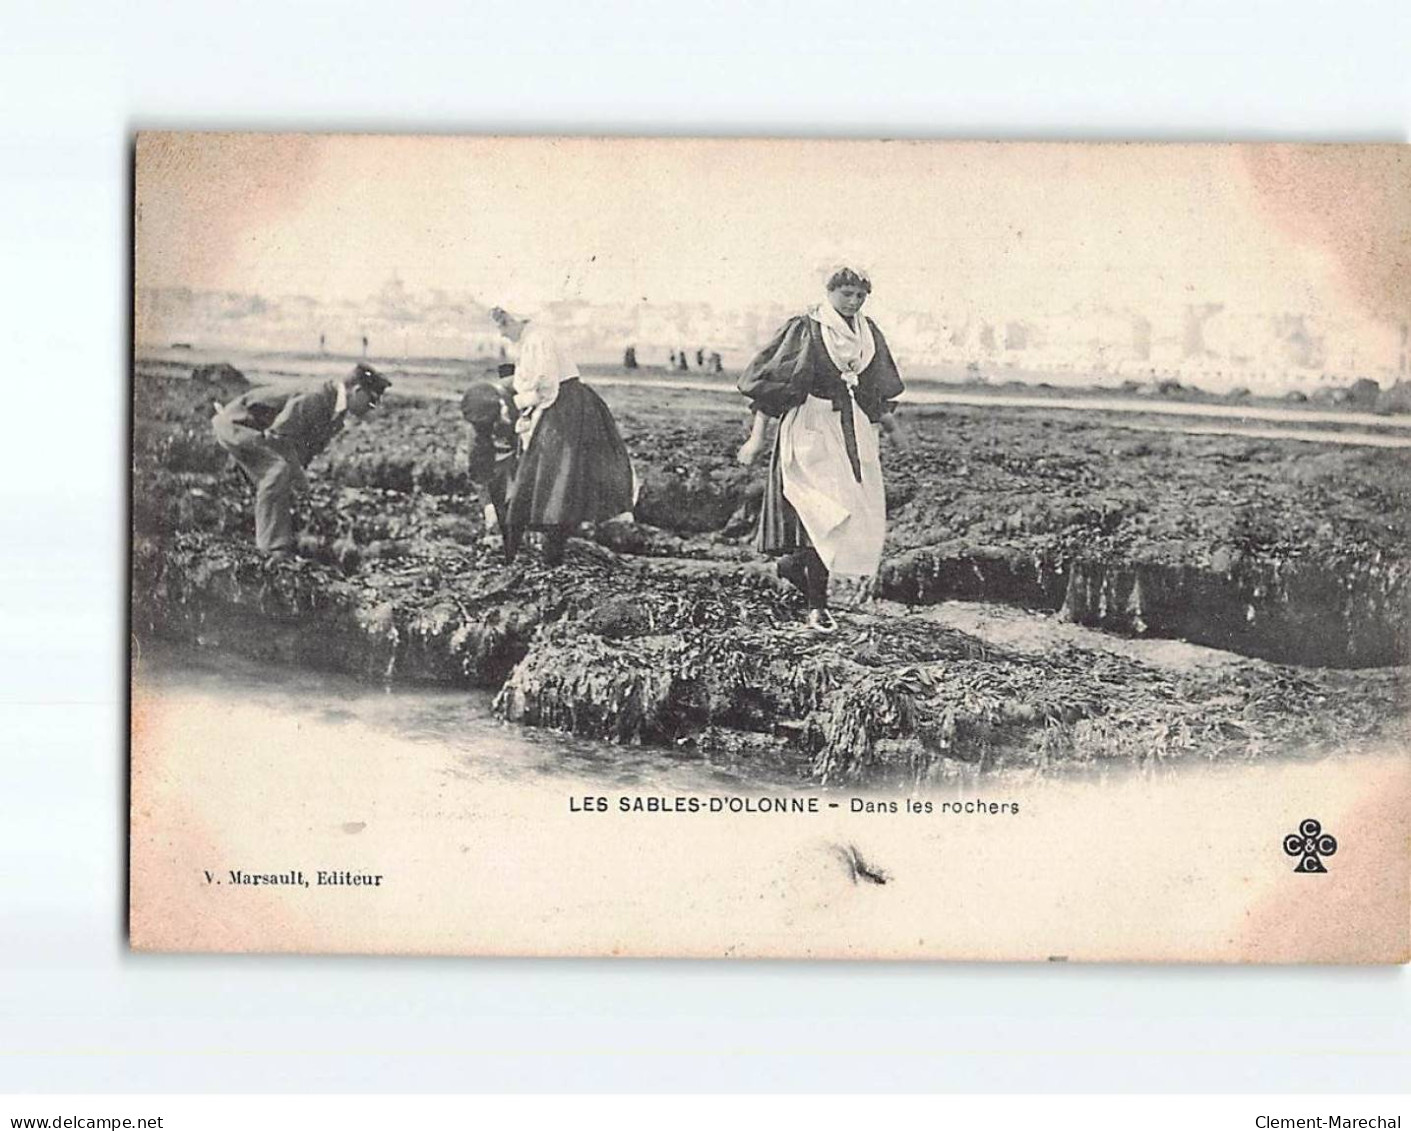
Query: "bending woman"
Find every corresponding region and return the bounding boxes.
[736,266,907,632]
[490,306,635,564]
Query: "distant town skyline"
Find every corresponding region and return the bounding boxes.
[135,278,1409,392]
[135,136,1411,388]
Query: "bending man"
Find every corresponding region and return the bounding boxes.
[212,363,390,553]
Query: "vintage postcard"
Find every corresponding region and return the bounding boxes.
[130,134,1410,960]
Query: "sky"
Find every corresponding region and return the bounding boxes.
[134,135,1409,348]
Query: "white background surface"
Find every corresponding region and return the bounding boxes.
[1,0,1409,1094]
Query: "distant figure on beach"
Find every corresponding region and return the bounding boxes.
[490,306,635,565]
[677,349,689,372]
[361,334,369,357]
[623,345,638,370]
[736,265,908,633]
[709,350,724,374]
[696,348,706,369]
[212,363,390,555]
[460,363,519,554]
[319,332,326,354]
[668,349,678,369]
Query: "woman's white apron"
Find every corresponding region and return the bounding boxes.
[777,395,886,577]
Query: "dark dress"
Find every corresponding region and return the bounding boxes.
[737,314,903,555]
[503,377,635,535]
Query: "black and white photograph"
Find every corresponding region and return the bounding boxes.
[127,134,1409,960]
[8,0,1411,1117]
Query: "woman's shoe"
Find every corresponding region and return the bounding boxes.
[807,608,838,634]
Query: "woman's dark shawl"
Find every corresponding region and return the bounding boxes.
[737,314,904,481]
[736,314,904,423]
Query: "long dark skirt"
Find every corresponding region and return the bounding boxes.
[505,378,635,531]
[755,431,811,555]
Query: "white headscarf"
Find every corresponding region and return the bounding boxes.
[818,262,872,291]
[809,267,876,388]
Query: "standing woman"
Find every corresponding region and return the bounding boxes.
[736,266,907,632]
[490,306,635,564]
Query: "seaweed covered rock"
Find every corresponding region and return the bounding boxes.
[132,530,625,687]
[494,595,981,767]
[1056,546,1410,667]
[132,374,230,474]
[878,406,1411,667]
[878,542,1068,609]
[316,396,471,495]
[497,595,1410,785]
[134,369,1411,670]
[632,463,753,532]
[131,370,1411,783]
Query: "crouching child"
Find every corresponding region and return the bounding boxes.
[460,364,520,558]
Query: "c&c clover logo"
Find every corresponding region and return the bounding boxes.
[1283,818,1337,874]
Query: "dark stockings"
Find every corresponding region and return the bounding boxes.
[781,548,829,610]
[501,526,567,566]
[541,526,568,567]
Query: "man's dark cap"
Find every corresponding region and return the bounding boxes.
[350,363,392,399]
[460,381,505,426]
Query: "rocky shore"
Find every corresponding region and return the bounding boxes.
[131,365,1411,783]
